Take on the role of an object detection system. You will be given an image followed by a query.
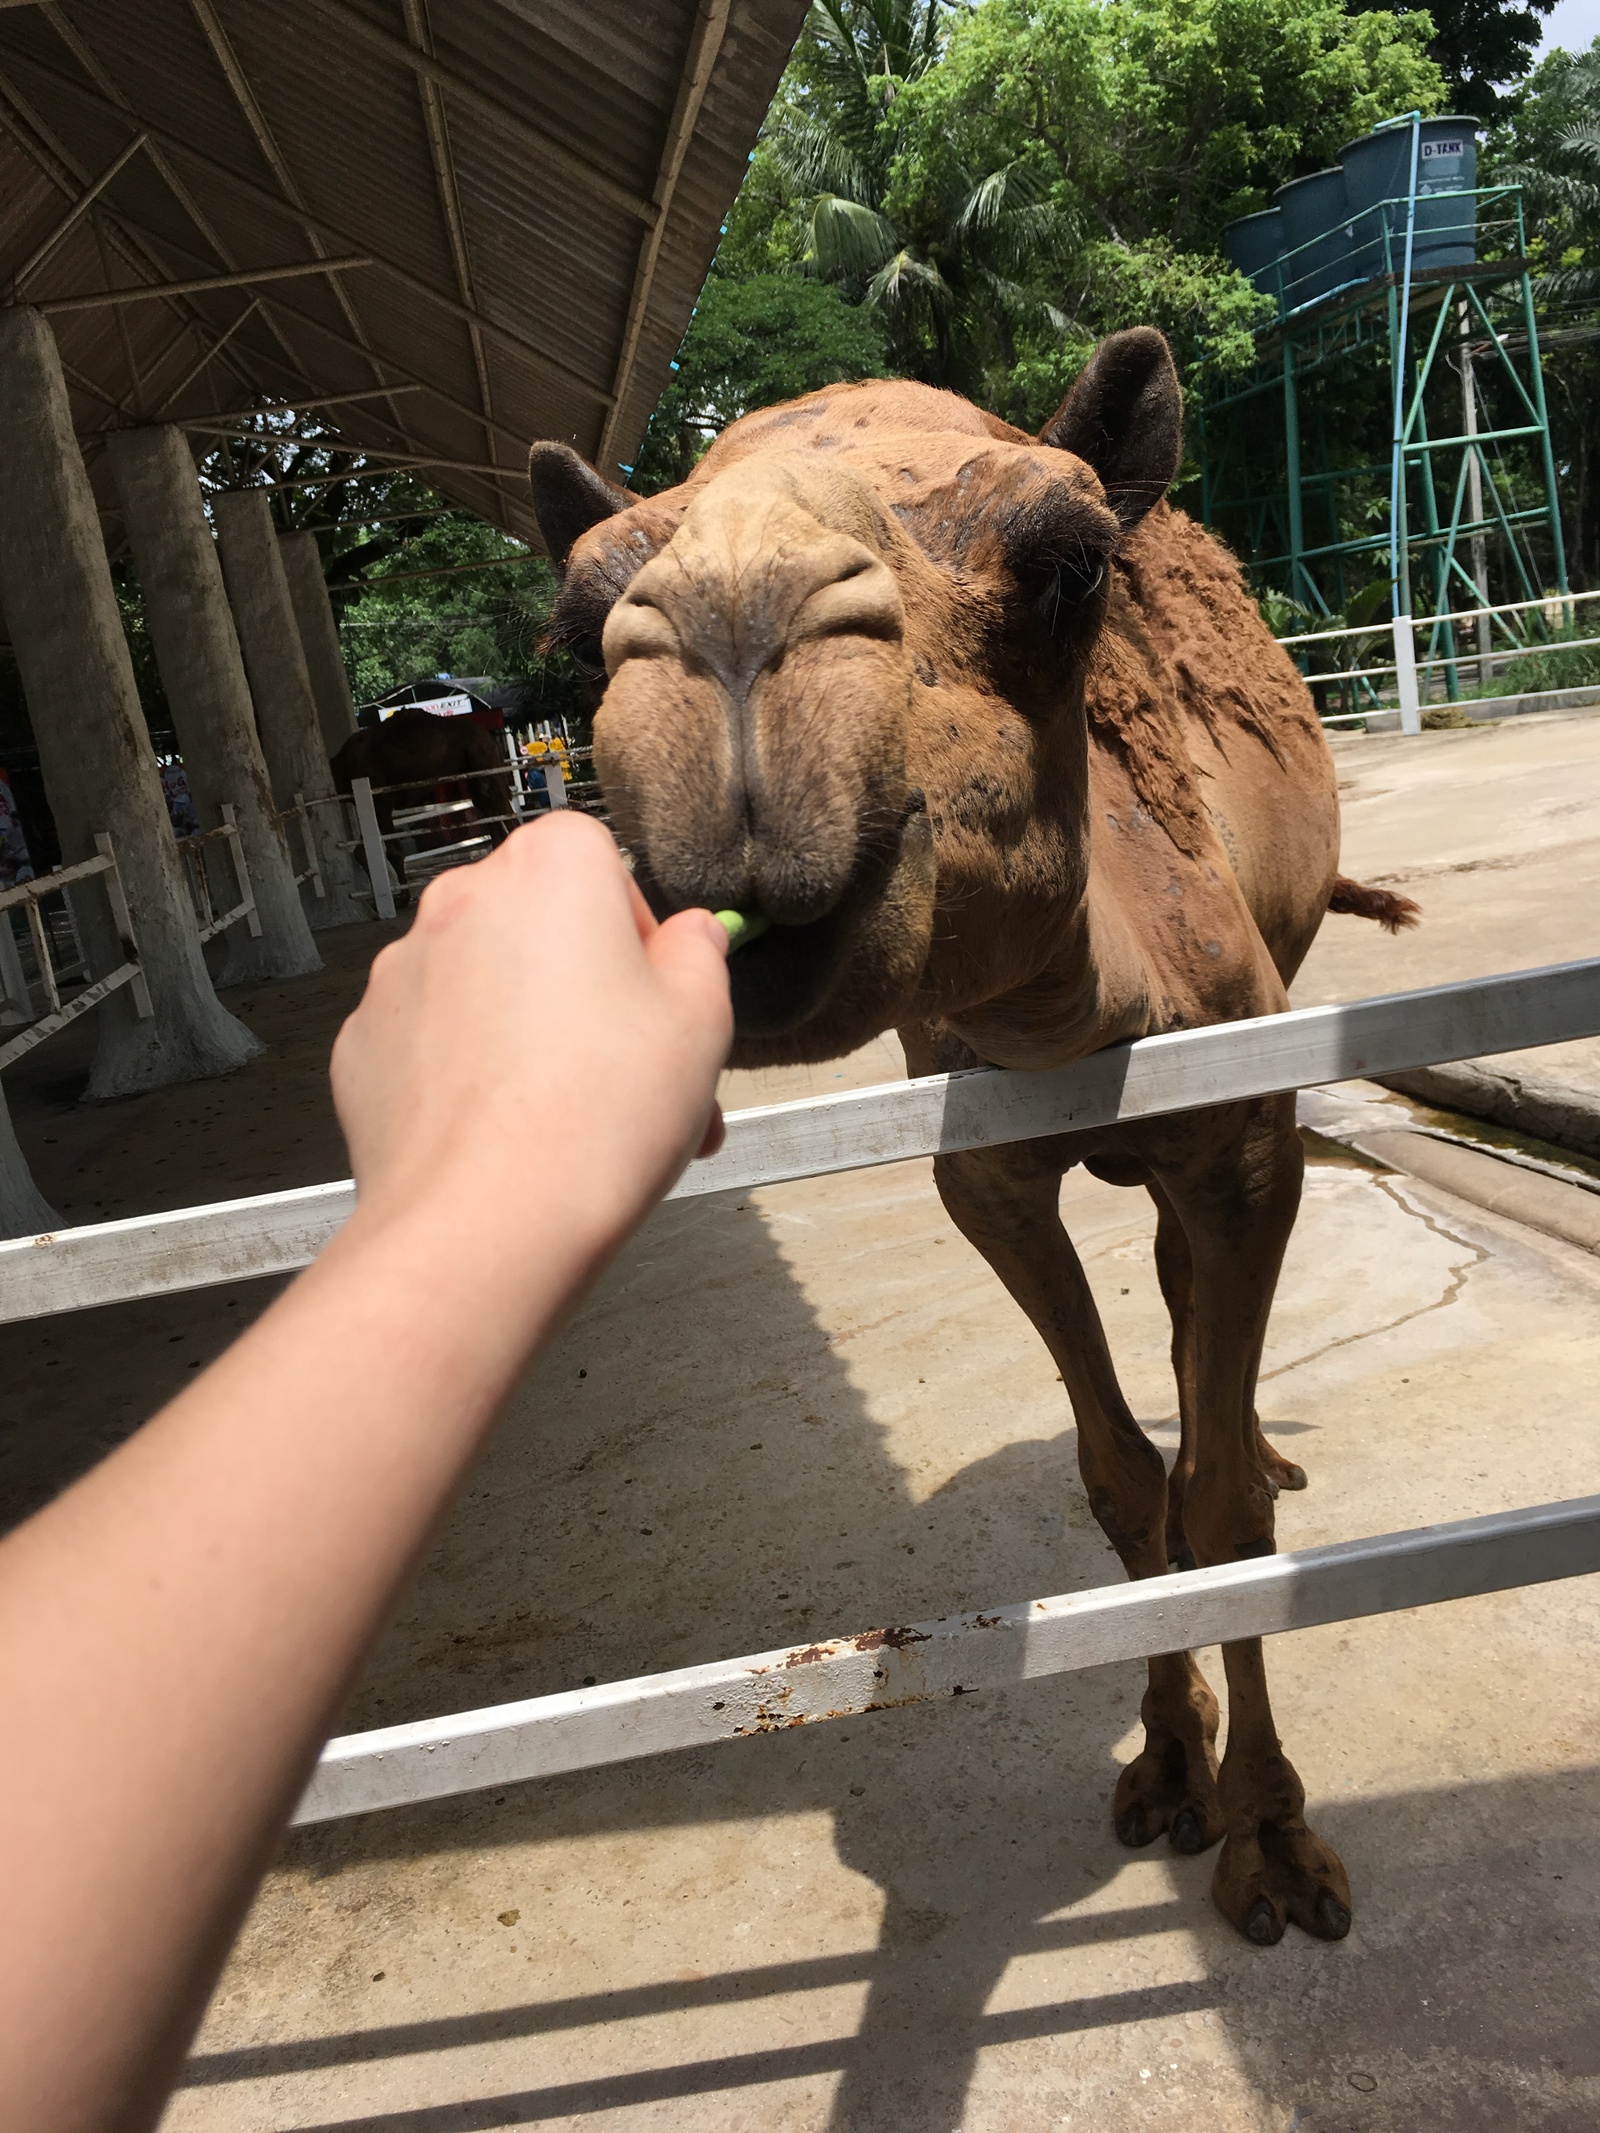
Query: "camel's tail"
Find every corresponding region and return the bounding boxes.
[1328,874,1420,933]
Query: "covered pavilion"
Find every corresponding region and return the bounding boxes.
[0,0,806,1230]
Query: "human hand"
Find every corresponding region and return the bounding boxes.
[330,813,732,1291]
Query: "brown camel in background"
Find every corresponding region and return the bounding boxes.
[528,330,1417,1947]
[330,706,516,856]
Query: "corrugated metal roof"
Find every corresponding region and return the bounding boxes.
[0,0,806,545]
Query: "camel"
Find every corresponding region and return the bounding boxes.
[330,706,517,867]
[527,329,1418,1946]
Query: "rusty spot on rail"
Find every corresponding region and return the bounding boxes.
[853,1625,930,1652]
[784,1643,838,1667]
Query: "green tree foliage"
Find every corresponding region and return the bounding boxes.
[1350,0,1556,121]
[708,0,1443,433]
[329,518,568,712]
[1488,39,1600,583]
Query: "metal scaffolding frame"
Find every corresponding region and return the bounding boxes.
[1198,185,1569,705]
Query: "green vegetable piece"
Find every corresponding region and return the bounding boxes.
[713,908,771,952]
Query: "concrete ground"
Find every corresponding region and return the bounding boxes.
[0,720,1596,2131]
[1294,708,1600,1104]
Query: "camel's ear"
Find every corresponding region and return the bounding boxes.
[1038,328,1182,533]
[527,442,631,569]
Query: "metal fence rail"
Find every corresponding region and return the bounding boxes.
[6,953,1598,1832]
[296,1495,1600,1825]
[3,956,1596,1325]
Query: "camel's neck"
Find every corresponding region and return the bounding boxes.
[909,687,1156,1071]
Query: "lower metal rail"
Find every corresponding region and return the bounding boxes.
[295,1495,1600,1824]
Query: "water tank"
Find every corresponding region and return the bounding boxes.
[1272,169,1354,310]
[1222,208,1287,309]
[1340,115,1478,282]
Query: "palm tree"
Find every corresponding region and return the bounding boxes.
[1498,49,1600,306]
[766,0,1072,393]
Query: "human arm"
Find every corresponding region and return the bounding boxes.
[0,813,731,2133]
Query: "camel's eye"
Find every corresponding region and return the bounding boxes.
[1020,551,1106,638]
[568,632,606,679]
[1046,555,1105,625]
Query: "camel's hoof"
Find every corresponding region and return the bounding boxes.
[1170,1805,1208,1855]
[1256,1432,1308,1494]
[1246,1897,1285,1945]
[1314,1891,1352,1940]
[1115,1803,1161,1849]
[1213,1816,1352,1946]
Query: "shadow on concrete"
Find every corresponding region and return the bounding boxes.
[142,1174,1593,2132]
[0,922,390,1525]
[179,1760,1600,2132]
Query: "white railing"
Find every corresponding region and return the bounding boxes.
[174,804,260,945]
[297,1494,1600,1824]
[334,758,601,920]
[275,791,325,900]
[5,956,1594,1323]
[0,834,152,1071]
[2,955,1598,1823]
[1277,592,1597,730]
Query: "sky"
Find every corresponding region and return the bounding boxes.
[1537,0,1600,60]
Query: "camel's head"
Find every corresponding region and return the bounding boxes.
[529,328,1181,1066]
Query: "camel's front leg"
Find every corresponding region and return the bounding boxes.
[1160,1097,1351,1944]
[933,1142,1225,1858]
[1149,1182,1306,1575]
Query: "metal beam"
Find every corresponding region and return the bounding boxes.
[597,0,731,472]
[350,551,530,588]
[296,1495,1600,1822]
[7,127,146,290]
[128,250,538,460]
[79,204,508,463]
[37,255,372,313]
[149,296,261,417]
[184,0,411,449]
[0,65,259,409]
[87,384,424,437]
[31,7,310,404]
[2,957,1597,1324]
[296,0,655,228]
[401,0,502,500]
[194,458,522,496]
[202,449,521,483]
[0,45,616,406]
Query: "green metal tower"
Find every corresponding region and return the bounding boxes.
[1198,183,1567,706]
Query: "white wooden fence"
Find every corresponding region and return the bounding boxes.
[174,804,260,945]
[1282,589,1595,733]
[0,834,152,1070]
[2,953,1597,1824]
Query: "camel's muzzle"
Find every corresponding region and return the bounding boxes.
[630,788,927,1041]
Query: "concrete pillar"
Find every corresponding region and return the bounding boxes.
[279,527,358,755]
[0,308,259,1098]
[107,426,322,988]
[213,490,365,929]
[0,1080,55,1240]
